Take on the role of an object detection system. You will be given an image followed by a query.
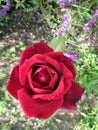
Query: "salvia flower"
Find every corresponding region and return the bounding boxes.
[0,0,10,17]
[85,9,98,30]
[58,11,71,36]
[57,0,77,7]
[64,53,78,62]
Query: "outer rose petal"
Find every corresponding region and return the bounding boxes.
[6,65,23,99]
[18,88,63,119]
[46,52,76,77]
[20,42,53,65]
[62,82,85,110]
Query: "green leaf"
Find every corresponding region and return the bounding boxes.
[9,47,15,52]
[19,41,24,46]
[0,44,5,51]
[48,36,66,52]
[0,73,6,79]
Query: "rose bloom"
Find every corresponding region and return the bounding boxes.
[7,42,84,119]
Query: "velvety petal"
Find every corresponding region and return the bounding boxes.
[46,52,76,77]
[27,69,51,94]
[48,68,59,90]
[62,82,85,110]
[32,62,73,100]
[42,54,63,74]
[19,55,46,85]
[18,88,63,119]
[19,54,62,86]
[32,67,51,86]
[20,42,53,65]
[32,64,59,91]
[32,76,71,100]
[59,62,73,80]
[6,65,23,99]
[47,62,72,93]
[19,54,73,97]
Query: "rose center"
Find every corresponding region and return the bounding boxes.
[33,69,51,86]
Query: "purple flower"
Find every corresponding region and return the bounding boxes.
[64,53,78,62]
[0,0,10,17]
[85,9,98,30]
[58,11,71,36]
[57,0,77,7]
[72,0,77,4]
[57,0,71,7]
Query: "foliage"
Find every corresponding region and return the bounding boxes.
[0,0,6,9]
[75,106,98,130]
[48,36,66,51]
[76,49,98,95]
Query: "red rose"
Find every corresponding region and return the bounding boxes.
[7,42,84,119]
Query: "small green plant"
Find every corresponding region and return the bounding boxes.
[75,106,98,130]
[0,124,11,130]
[14,0,26,9]
[0,89,10,115]
[76,49,98,95]
[19,41,26,50]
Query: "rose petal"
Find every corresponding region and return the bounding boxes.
[6,65,23,99]
[19,54,62,85]
[19,54,73,98]
[32,76,71,100]
[46,52,76,77]
[32,65,59,90]
[49,68,59,90]
[20,42,53,65]
[18,88,63,119]
[27,69,51,94]
[59,62,73,80]
[62,82,85,110]
[32,68,51,86]
[19,55,47,85]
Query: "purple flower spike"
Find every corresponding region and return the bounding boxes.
[57,0,71,7]
[85,9,98,30]
[58,11,71,36]
[0,0,10,17]
[72,0,77,4]
[57,0,77,7]
[64,53,78,62]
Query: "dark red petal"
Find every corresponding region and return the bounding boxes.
[35,65,59,90]
[19,54,62,86]
[46,52,76,77]
[33,68,51,86]
[6,65,23,99]
[19,54,47,85]
[49,68,59,90]
[20,42,53,65]
[18,88,63,119]
[59,62,73,80]
[32,76,71,100]
[27,69,51,94]
[62,82,85,110]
